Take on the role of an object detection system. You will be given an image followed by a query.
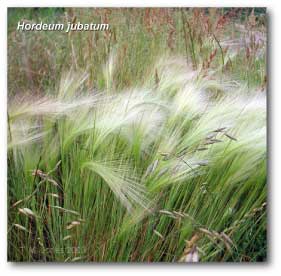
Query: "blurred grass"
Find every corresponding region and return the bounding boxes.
[8,8,266,96]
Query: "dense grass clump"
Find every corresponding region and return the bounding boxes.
[8,8,266,262]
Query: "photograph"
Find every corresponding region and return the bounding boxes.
[7,7,267,262]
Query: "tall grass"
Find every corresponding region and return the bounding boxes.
[8,8,266,262]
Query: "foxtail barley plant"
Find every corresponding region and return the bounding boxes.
[8,8,266,262]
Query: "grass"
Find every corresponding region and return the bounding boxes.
[8,8,266,262]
